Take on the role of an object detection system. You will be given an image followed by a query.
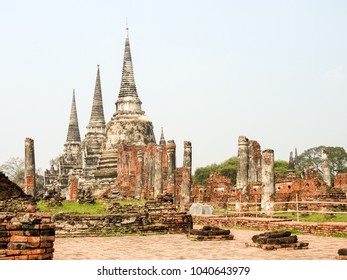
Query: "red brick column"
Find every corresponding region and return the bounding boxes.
[69,177,79,201]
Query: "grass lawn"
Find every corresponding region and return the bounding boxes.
[273,212,347,222]
[37,200,109,215]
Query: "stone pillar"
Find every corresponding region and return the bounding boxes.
[181,141,192,204]
[236,136,249,199]
[135,150,144,198]
[166,140,176,198]
[261,149,275,214]
[322,148,331,187]
[248,140,261,183]
[25,138,36,197]
[183,141,192,177]
[153,146,163,198]
[180,167,191,205]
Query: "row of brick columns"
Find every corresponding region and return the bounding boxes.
[237,136,275,214]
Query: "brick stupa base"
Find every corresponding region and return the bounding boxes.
[187,226,234,241]
[245,231,309,250]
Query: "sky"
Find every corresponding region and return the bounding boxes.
[0,0,347,174]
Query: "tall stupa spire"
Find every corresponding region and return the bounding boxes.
[103,26,156,148]
[87,65,106,134]
[118,26,138,98]
[66,89,81,142]
[159,127,166,145]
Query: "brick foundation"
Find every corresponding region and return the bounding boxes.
[53,212,192,236]
[0,212,55,260]
[192,215,347,235]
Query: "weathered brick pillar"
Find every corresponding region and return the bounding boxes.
[236,136,249,199]
[183,141,192,177]
[261,149,275,214]
[25,138,36,197]
[153,146,163,198]
[180,167,191,205]
[166,140,176,198]
[135,150,144,198]
[69,177,79,201]
[322,148,331,187]
[248,140,261,183]
[181,141,192,204]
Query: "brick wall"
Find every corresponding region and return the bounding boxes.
[0,212,55,260]
[192,215,347,235]
[53,212,192,236]
[334,172,347,191]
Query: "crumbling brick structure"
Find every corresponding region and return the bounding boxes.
[54,194,192,236]
[0,172,55,260]
[236,136,262,201]
[261,149,275,214]
[192,172,232,207]
[24,138,36,197]
[0,213,55,260]
[334,172,347,192]
[192,137,345,211]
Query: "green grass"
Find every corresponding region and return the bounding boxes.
[36,197,147,215]
[37,200,109,215]
[273,212,347,222]
[116,197,147,207]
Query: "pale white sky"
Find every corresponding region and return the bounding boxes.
[1,0,347,173]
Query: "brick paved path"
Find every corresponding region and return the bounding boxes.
[53,229,347,260]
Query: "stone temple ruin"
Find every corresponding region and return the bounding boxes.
[192,135,347,214]
[43,28,192,204]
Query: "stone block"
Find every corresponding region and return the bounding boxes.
[189,203,214,215]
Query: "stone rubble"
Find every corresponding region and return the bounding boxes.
[245,230,309,250]
[335,248,347,260]
[188,225,234,241]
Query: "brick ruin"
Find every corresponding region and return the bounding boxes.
[193,215,347,235]
[334,172,347,192]
[53,194,192,237]
[24,138,36,197]
[260,149,275,214]
[0,172,55,260]
[191,172,232,207]
[44,28,192,204]
[336,248,347,260]
[192,136,347,213]
[246,230,309,250]
[188,225,234,241]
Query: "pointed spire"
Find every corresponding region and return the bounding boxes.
[118,26,138,98]
[66,89,81,142]
[294,147,298,167]
[288,151,295,170]
[159,127,166,145]
[87,65,106,132]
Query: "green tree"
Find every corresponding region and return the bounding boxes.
[0,157,25,184]
[297,146,347,176]
[274,160,289,178]
[0,157,44,192]
[193,157,238,185]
